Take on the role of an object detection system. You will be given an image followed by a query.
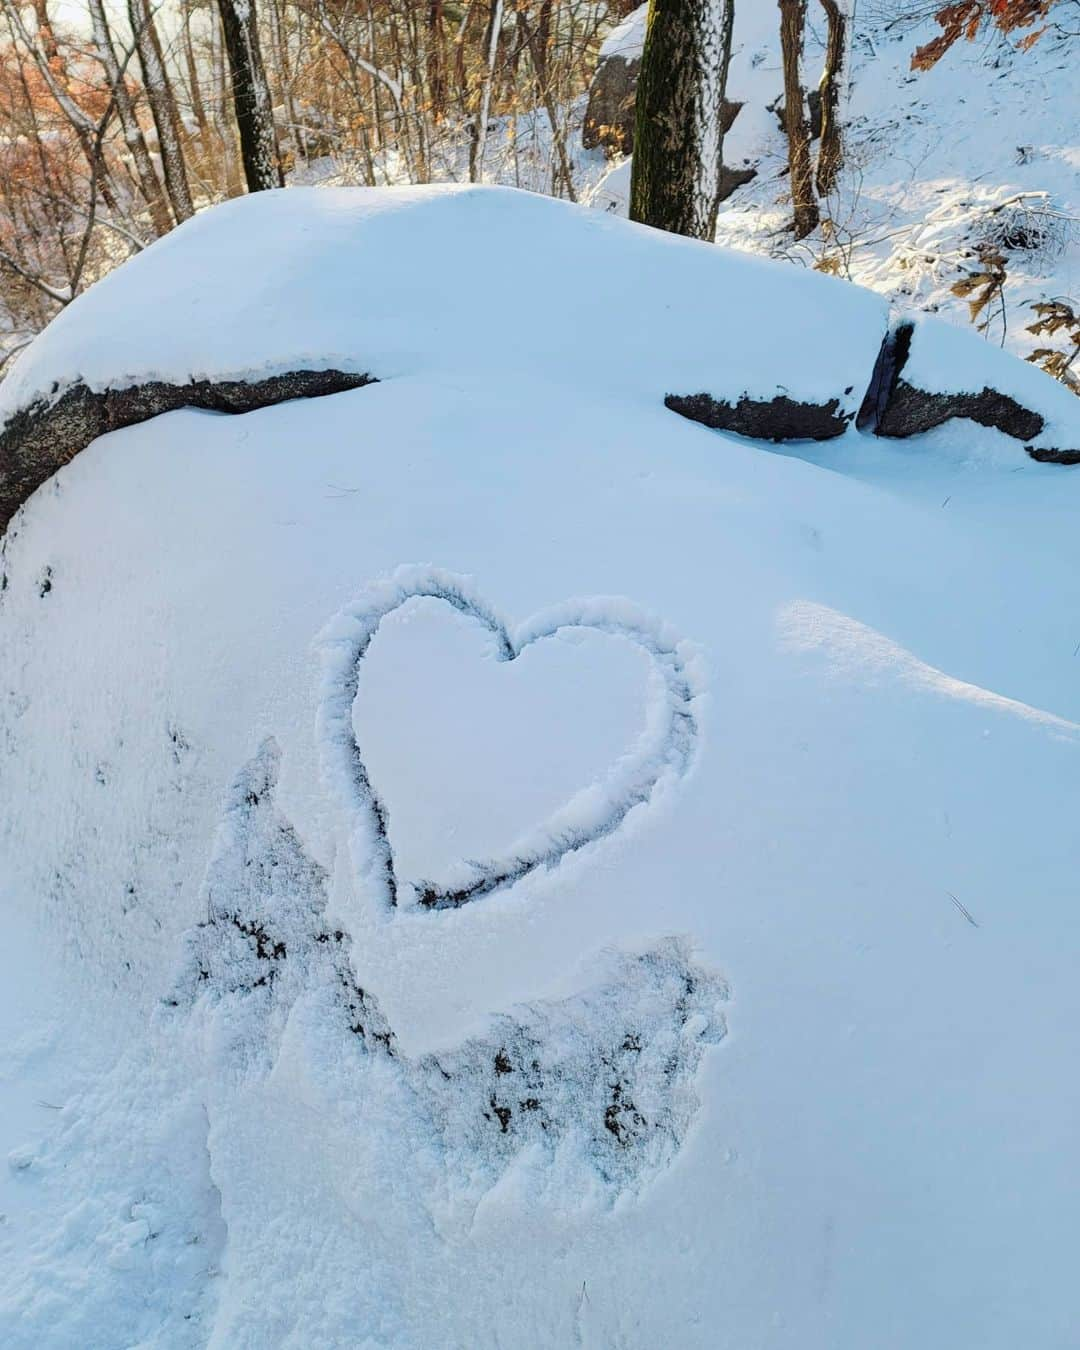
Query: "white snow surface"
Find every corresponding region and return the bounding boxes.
[902,313,1080,449]
[0,184,886,420]
[1,186,1078,1349]
[588,5,1080,382]
[597,3,647,63]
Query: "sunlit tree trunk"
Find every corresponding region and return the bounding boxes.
[629,0,736,240]
[778,0,818,239]
[814,0,845,195]
[217,0,284,192]
[128,0,195,221]
[88,0,172,237]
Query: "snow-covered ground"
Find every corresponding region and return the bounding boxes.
[589,4,1080,373]
[1,187,1078,1348]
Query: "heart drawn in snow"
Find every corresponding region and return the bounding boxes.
[317,566,702,912]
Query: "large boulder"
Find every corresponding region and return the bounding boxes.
[0,184,889,534]
[0,183,1077,1350]
[582,5,646,154]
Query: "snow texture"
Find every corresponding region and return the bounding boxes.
[0,183,888,421]
[1,186,1078,1348]
[318,566,701,911]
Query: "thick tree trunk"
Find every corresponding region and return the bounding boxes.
[217,0,284,192]
[814,0,844,195]
[88,0,173,238]
[629,0,736,241]
[127,0,195,222]
[778,0,818,239]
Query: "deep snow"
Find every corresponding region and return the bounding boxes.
[1,186,1078,1349]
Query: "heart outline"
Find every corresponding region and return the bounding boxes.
[317,566,702,912]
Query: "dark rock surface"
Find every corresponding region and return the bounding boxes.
[862,320,1078,460]
[583,54,641,155]
[0,368,376,533]
[583,39,746,173]
[879,378,1046,442]
[666,390,852,442]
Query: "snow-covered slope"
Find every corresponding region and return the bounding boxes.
[1,187,1078,1349]
[590,6,1080,376]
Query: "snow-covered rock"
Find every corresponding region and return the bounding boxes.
[0,184,890,530]
[1,184,1078,1349]
[874,315,1080,459]
[581,5,645,154]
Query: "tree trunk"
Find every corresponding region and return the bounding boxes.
[88,0,173,237]
[629,0,736,241]
[182,4,214,159]
[428,0,447,123]
[217,0,284,192]
[814,0,844,195]
[127,0,195,221]
[514,6,575,200]
[471,0,503,182]
[778,0,818,239]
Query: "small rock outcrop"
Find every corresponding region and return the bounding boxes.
[582,51,640,156]
[666,391,852,442]
[860,319,1079,461]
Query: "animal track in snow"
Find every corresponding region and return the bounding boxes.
[318,565,703,911]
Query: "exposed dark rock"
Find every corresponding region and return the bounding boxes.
[666,390,851,442]
[718,164,758,203]
[0,367,376,534]
[583,54,641,155]
[878,378,1046,442]
[1026,445,1080,465]
[856,321,912,433]
[583,38,745,166]
[860,319,1079,461]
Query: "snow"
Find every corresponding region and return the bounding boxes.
[901,313,1080,449]
[597,4,647,63]
[588,5,1080,380]
[0,184,887,423]
[1,185,1079,1347]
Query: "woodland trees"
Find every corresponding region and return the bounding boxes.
[0,0,620,357]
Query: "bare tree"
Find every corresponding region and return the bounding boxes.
[127,0,195,220]
[472,0,504,180]
[217,0,284,191]
[814,0,845,195]
[88,0,173,236]
[778,0,819,239]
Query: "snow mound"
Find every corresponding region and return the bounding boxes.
[1,184,1078,1348]
[597,3,647,62]
[0,184,886,420]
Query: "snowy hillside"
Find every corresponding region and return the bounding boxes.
[1,187,1078,1348]
[589,4,1080,374]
